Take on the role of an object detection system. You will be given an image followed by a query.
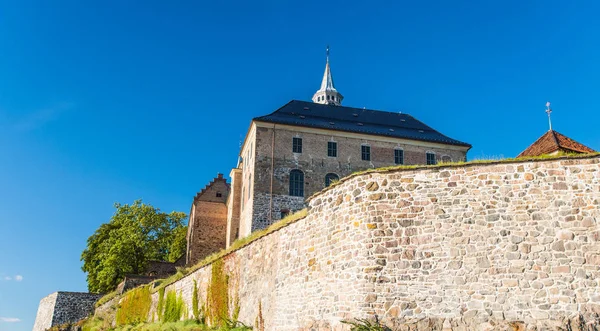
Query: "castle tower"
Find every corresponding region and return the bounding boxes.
[312,46,343,106]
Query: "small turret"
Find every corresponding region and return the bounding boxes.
[312,46,343,106]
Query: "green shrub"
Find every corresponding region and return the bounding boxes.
[207,259,229,326]
[163,290,185,322]
[115,286,152,326]
[192,280,199,320]
[157,287,165,321]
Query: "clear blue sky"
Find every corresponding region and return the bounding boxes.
[1,1,599,330]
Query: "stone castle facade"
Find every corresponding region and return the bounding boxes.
[185,52,471,265]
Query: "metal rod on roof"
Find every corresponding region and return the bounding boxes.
[546,101,553,131]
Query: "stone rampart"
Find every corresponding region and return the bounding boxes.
[33,292,102,331]
[109,156,600,330]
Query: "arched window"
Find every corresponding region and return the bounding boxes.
[289,170,304,197]
[325,173,339,187]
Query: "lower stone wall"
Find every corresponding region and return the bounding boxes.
[100,156,600,330]
[33,292,101,331]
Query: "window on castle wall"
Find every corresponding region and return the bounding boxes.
[426,152,436,165]
[327,141,337,157]
[361,145,371,161]
[441,155,452,163]
[293,137,302,153]
[394,149,404,165]
[216,192,222,198]
[325,173,339,187]
[289,169,304,197]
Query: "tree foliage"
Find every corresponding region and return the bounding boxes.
[81,200,187,293]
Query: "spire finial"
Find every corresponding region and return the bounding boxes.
[326,45,330,63]
[545,101,553,131]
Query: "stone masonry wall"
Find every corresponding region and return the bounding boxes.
[104,156,600,330]
[33,292,101,331]
[33,292,58,331]
[251,192,305,231]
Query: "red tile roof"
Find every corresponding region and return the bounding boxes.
[518,130,595,157]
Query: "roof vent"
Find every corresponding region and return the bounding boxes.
[400,119,406,122]
[352,114,359,117]
[357,123,364,126]
[303,107,310,110]
[329,122,335,125]
[291,112,296,115]
[299,115,305,119]
[418,130,424,133]
[389,128,395,132]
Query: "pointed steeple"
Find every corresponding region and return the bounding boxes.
[312,46,343,106]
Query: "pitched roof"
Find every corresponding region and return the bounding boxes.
[253,100,471,148]
[517,130,595,157]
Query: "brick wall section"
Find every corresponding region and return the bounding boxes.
[226,168,242,247]
[33,292,101,331]
[101,156,600,330]
[186,176,229,265]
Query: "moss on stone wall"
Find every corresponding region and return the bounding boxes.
[115,286,151,326]
[162,290,185,322]
[156,287,165,321]
[207,258,229,326]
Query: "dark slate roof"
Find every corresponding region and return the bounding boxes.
[253,100,471,147]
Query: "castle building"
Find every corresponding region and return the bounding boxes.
[186,50,471,264]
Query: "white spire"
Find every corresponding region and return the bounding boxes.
[312,45,343,106]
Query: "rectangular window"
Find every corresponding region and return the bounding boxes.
[361,145,371,161]
[293,137,302,153]
[327,141,337,157]
[426,152,436,165]
[394,149,404,165]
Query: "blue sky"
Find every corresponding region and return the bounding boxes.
[1,1,599,330]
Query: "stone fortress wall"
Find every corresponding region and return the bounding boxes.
[99,155,600,330]
[33,292,101,331]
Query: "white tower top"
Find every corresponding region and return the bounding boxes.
[312,46,343,106]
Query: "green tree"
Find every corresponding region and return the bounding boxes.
[81,200,187,293]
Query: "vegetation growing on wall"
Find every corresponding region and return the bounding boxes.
[162,290,185,322]
[152,209,308,294]
[156,287,165,321]
[78,317,251,331]
[342,317,391,331]
[192,280,200,320]
[115,286,152,326]
[207,259,229,326]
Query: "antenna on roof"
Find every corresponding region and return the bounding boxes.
[545,101,553,131]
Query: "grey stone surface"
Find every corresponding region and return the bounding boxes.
[33,292,101,331]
